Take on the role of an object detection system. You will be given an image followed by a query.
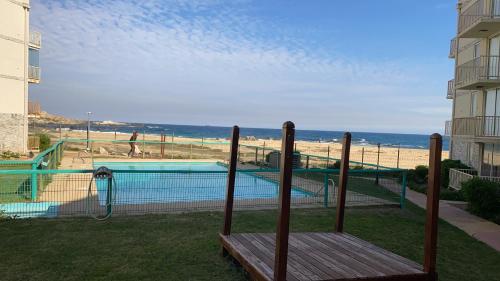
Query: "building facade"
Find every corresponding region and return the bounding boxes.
[0,0,40,153]
[448,0,500,177]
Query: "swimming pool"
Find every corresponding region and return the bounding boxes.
[93,162,309,205]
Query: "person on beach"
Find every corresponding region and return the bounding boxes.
[128,131,138,157]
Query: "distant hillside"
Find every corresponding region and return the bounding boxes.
[29,111,83,125]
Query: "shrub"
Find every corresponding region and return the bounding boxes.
[461,178,500,222]
[414,165,429,184]
[441,159,470,189]
[0,151,21,160]
[327,160,341,169]
[38,134,51,152]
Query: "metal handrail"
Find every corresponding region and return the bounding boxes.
[458,0,499,34]
[28,65,41,81]
[447,79,455,99]
[449,38,457,58]
[452,116,500,136]
[29,31,41,48]
[456,56,500,88]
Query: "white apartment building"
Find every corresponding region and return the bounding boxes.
[448,0,500,178]
[0,0,40,153]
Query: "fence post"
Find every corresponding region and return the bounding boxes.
[361,147,365,168]
[424,134,442,281]
[106,176,113,216]
[323,173,329,208]
[255,147,258,166]
[59,124,62,140]
[306,155,310,169]
[262,141,266,168]
[222,125,240,255]
[274,121,295,281]
[31,162,37,201]
[375,143,380,185]
[326,146,330,168]
[397,143,401,169]
[335,132,351,233]
[142,129,146,159]
[400,170,407,209]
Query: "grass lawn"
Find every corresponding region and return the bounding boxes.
[0,204,499,281]
[0,164,32,203]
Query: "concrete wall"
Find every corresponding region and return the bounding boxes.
[451,138,481,170]
[0,0,29,153]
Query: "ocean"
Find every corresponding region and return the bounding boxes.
[45,122,449,150]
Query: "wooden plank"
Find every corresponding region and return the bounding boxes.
[222,126,240,237]
[336,132,351,232]
[242,234,304,281]
[315,233,419,275]
[220,234,272,281]
[274,121,295,281]
[424,134,442,281]
[256,233,325,281]
[339,233,423,270]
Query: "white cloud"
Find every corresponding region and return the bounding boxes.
[29,0,452,134]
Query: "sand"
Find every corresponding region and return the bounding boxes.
[45,128,449,170]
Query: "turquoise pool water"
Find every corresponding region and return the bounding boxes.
[94,162,309,205]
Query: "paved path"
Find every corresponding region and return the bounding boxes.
[404,188,500,252]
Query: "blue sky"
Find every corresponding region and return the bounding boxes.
[29,0,457,134]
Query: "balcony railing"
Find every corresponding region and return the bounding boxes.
[445,120,452,136]
[456,56,500,89]
[28,65,40,82]
[447,79,455,99]
[29,31,41,48]
[452,116,500,137]
[449,168,476,190]
[449,38,457,58]
[458,0,500,37]
[449,168,500,189]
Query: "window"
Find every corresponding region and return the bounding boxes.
[473,42,480,58]
[471,92,478,116]
[29,48,39,67]
[481,143,500,177]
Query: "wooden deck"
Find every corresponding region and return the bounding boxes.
[221,232,429,281]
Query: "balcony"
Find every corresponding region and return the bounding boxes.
[29,31,41,49]
[458,0,500,38]
[452,116,500,137]
[28,65,40,83]
[456,56,500,89]
[449,38,457,58]
[447,79,455,99]
[449,168,500,189]
[445,120,452,136]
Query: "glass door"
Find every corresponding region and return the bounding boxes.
[493,0,500,17]
[489,37,500,79]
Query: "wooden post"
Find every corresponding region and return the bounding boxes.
[335,132,351,233]
[221,126,240,240]
[424,133,442,281]
[255,147,258,165]
[361,147,365,168]
[326,146,330,168]
[274,121,295,281]
[397,143,401,169]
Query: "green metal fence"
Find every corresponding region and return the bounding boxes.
[0,141,64,202]
[0,167,406,219]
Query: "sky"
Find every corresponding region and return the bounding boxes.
[29,0,457,134]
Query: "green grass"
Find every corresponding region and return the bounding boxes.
[0,164,32,203]
[0,204,499,281]
[296,171,401,203]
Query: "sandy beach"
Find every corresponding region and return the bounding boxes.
[41,127,449,170]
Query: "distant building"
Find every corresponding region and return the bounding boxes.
[0,0,41,153]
